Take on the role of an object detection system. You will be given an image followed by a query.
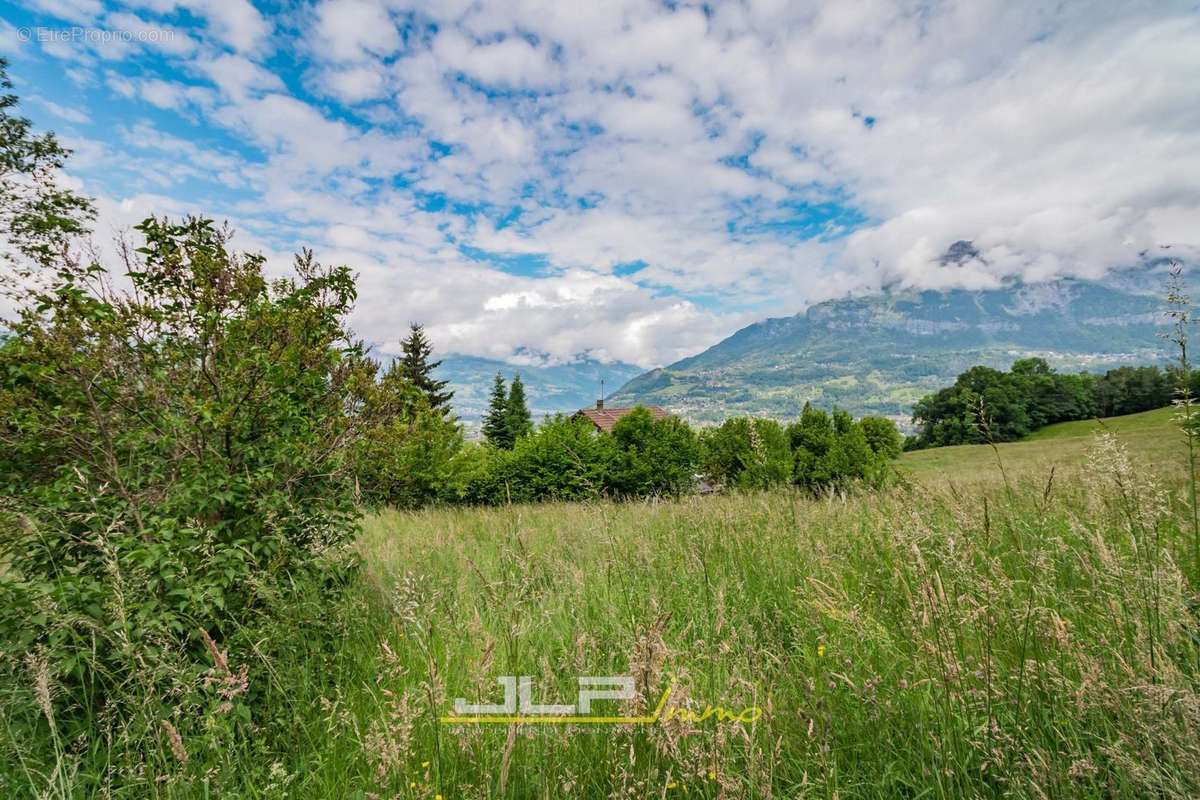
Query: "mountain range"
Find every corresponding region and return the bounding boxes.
[435,353,643,424]
[608,278,1173,427]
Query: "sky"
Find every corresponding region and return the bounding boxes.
[1,1,1197,368]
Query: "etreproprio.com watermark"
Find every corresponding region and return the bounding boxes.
[17,26,177,45]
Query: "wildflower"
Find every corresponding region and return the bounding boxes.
[708,770,716,780]
[161,719,188,765]
[667,781,678,789]
[26,654,53,724]
[817,644,826,658]
[421,760,431,768]
[198,628,229,674]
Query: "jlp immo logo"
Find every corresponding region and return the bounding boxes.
[442,676,762,726]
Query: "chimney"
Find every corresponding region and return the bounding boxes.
[596,398,604,410]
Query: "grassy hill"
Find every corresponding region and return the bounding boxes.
[900,405,1186,482]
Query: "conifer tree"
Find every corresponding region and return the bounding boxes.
[398,323,454,414]
[481,372,513,448]
[506,373,533,442]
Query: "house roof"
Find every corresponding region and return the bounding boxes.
[573,405,671,433]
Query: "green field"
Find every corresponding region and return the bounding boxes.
[323,453,1200,797]
[8,409,1200,798]
[900,406,1187,482]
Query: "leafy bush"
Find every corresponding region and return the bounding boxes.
[859,415,903,459]
[500,414,618,502]
[701,417,793,490]
[439,441,514,505]
[788,405,895,492]
[820,410,885,488]
[0,217,374,750]
[351,362,467,509]
[608,407,700,497]
[788,404,835,486]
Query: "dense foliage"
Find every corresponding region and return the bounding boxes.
[0,216,380,761]
[910,357,1187,448]
[451,409,700,504]
[349,360,467,509]
[609,408,700,497]
[693,405,899,493]
[3,68,389,760]
[701,416,794,490]
[430,403,902,506]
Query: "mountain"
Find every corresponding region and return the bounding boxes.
[609,279,1171,426]
[435,354,644,424]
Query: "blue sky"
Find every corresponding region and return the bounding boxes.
[1,1,1197,366]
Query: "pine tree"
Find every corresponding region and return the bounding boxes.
[398,323,454,414]
[506,373,533,442]
[481,372,513,448]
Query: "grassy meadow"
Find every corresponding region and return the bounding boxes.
[6,412,1200,798]
[899,406,1187,483]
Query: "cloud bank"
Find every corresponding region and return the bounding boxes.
[5,0,1198,365]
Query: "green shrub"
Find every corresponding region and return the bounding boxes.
[791,406,893,491]
[859,415,903,459]
[502,415,618,502]
[817,410,883,488]
[788,404,835,486]
[439,442,515,505]
[351,363,467,509]
[0,217,373,752]
[701,417,793,490]
[608,407,700,497]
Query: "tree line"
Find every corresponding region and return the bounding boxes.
[362,331,905,507]
[908,357,1188,449]
[351,343,904,507]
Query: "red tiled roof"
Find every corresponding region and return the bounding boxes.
[573,405,671,433]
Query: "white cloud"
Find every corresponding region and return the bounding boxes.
[0,20,24,55]
[25,0,103,23]
[20,0,1200,368]
[103,11,197,57]
[194,53,284,99]
[186,0,272,52]
[312,0,402,62]
[315,64,388,103]
[106,73,216,111]
[431,29,557,89]
[31,95,91,123]
[125,0,271,51]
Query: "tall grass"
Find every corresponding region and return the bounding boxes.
[4,436,1200,798]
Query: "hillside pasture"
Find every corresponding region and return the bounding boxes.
[900,406,1187,483]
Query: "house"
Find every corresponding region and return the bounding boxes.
[573,400,671,433]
